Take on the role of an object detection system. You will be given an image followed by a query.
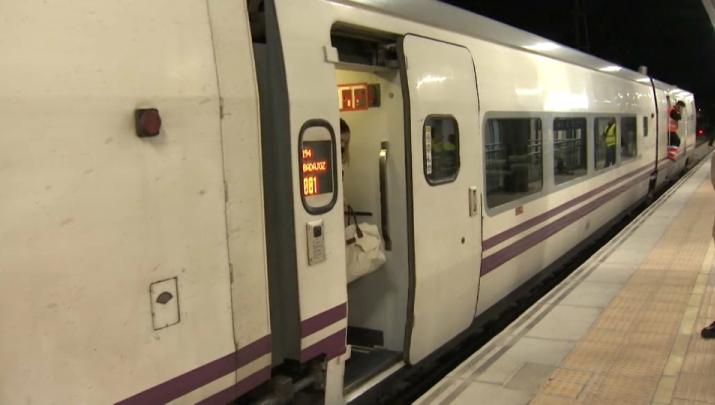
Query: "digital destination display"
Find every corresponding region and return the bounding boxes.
[300,140,333,197]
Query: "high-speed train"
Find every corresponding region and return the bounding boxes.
[0,0,704,404]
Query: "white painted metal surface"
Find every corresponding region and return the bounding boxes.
[150,278,180,330]
[273,0,349,346]
[208,0,273,389]
[471,37,657,313]
[0,1,270,403]
[403,35,482,364]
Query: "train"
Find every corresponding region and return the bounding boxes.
[0,0,706,404]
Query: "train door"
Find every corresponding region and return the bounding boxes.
[400,35,482,364]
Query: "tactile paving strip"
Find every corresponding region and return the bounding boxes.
[532,179,715,404]
[536,368,592,400]
[579,374,655,405]
[674,374,715,403]
[560,341,618,374]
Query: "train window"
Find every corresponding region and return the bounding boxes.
[424,116,460,184]
[621,116,637,160]
[484,118,543,208]
[594,117,617,170]
[553,118,587,185]
[643,116,648,137]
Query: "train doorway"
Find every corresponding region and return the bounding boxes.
[332,28,411,393]
[333,29,483,392]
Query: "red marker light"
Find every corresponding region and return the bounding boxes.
[135,108,162,137]
[697,128,704,136]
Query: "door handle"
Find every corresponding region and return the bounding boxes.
[469,186,478,217]
[379,141,392,251]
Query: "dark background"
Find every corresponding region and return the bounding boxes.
[441,0,715,128]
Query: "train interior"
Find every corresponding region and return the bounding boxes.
[332,28,411,392]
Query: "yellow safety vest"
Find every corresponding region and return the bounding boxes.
[605,123,616,147]
[432,140,457,153]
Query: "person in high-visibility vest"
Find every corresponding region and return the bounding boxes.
[604,119,617,167]
[431,132,458,176]
[667,100,685,161]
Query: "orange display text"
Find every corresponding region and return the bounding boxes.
[300,141,333,197]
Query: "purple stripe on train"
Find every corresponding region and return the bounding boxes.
[195,366,271,405]
[300,303,347,338]
[115,335,271,405]
[300,329,347,363]
[481,171,651,275]
[483,162,653,250]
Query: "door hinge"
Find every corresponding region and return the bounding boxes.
[229,263,234,284]
[219,97,225,119]
[224,180,229,203]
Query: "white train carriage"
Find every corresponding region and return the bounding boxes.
[1,0,702,404]
[254,0,698,402]
[1,1,271,404]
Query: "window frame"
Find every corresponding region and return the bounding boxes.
[298,119,339,215]
[552,117,588,186]
[422,114,461,186]
[620,115,638,161]
[482,112,545,215]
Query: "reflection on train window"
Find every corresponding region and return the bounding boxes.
[621,116,637,160]
[553,118,587,185]
[643,116,648,137]
[594,117,617,170]
[424,116,459,184]
[485,118,543,208]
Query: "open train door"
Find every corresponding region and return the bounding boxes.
[401,35,482,364]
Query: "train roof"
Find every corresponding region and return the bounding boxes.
[341,0,675,87]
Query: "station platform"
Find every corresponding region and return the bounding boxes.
[416,157,715,405]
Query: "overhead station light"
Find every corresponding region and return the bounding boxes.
[599,65,622,72]
[636,78,651,83]
[522,42,561,52]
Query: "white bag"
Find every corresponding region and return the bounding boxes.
[345,211,386,283]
